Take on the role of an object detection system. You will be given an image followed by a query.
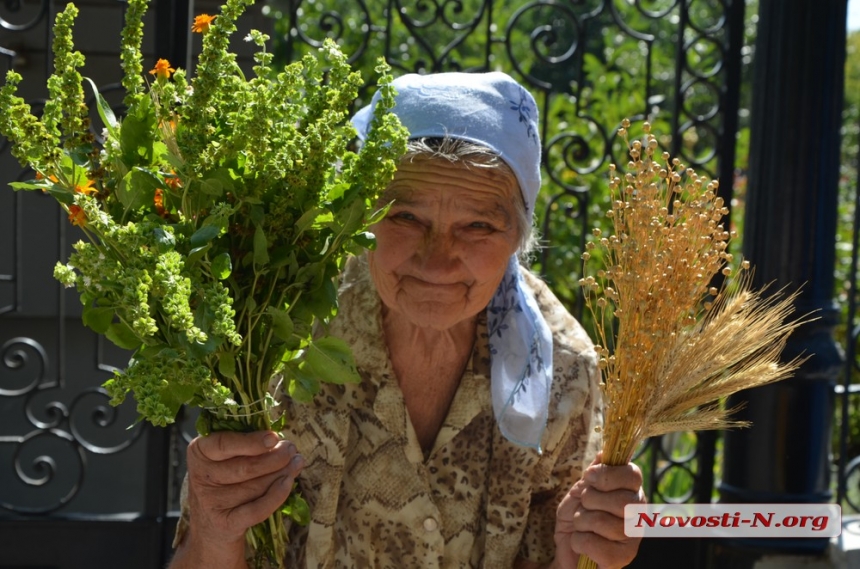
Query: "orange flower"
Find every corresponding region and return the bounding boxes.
[68,205,86,226]
[35,172,59,183]
[149,59,176,80]
[164,174,182,190]
[74,179,98,195]
[154,189,168,217]
[36,172,59,192]
[159,118,177,133]
[191,14,216,33]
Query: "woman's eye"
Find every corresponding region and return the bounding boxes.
[469,221,493,230]
[392,211,416,221]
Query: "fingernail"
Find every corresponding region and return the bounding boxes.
[291,454,305,469]
[263,432,279,448]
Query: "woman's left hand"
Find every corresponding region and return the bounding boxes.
[553,453,645,569]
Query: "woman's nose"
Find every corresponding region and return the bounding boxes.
[417,232,460,275]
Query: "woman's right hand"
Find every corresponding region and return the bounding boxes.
[170,430,305,568]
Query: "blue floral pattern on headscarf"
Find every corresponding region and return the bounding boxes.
[509,90,539,146]
[487,256,554,452]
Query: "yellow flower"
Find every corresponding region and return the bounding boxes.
[74,179,98,195]
[149,58,176,80]
[191,14,216,33]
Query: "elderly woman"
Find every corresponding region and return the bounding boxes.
[170,72,645,568]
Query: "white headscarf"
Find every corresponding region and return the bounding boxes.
[352,72,553,452]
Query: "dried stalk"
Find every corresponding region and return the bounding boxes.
[575,121,812,569]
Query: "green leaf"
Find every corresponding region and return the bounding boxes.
[183,333,219,358]
[366,201,392,225]
[211,253,232,279]
[270,412,287,433]
[335,198,366,237]
[200,178,224,196]
[304,336,360,385]
[117,168,160,210]
[158,381,196,421]
[286,362,321,403]
[253,225,269,265]
[250,206,265,227]
[119,112,154,167]
[326,181,350,202]
[218,352,236,379]
[152,227,176,253]
[314,212,334,228]
[136,344,173,359]
[269,247,294,269]
[294,262,324,291]
[46,186,75,205]
[195,412,211,436]
[202,210,231,233]
[265,306,294,341]
[351,231,377,250]
[190,224,222,248]
[282,493,310,526]
[206,168,235,192]
[105,322,142,350]
[69,144,95,166]
[83,76,118,137]
[82,305,115,334]
[9,181,44,191]
[305,277,338,320]
[187,244,211,265]
[294,207,323,238]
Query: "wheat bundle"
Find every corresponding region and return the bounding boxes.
[576,121,810,569]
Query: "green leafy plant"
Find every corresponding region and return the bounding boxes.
[0,0,408,565]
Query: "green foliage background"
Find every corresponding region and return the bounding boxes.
[262,0,860,506]
[834,28,860,507]
[263,0,739,322]
[257,0,757,503]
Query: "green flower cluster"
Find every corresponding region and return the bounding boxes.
[1,0,407,561]
[0,0,407,559]
[104,349,233,427]
[2,0,405,417]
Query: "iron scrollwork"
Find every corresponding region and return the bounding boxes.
[0,0,742,519]
[0,0,49,32]
[1,334,144,515]
[275,0,739,506]
[0,337,52,397]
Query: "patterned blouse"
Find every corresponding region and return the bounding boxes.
[176,254,602,568]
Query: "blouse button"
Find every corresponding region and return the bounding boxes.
[423,517,438,532]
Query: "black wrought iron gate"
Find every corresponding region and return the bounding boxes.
[0,1,746,567]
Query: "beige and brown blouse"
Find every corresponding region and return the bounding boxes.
[176,255,602,568]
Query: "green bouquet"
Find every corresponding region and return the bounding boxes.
[0,0,408,565]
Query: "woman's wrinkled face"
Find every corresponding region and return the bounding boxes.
[368,158,521,331]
